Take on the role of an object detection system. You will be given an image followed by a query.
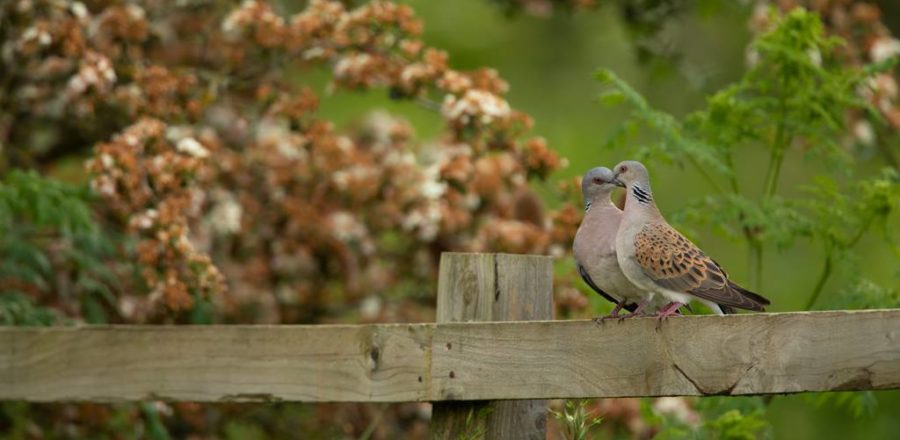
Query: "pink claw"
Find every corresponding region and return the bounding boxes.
[654,301,683,330]
[655,301,683,320]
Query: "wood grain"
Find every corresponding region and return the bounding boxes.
[430,253,552,440]
[0,324,432,402]
[431,309,900,399]
[1,311,899,402]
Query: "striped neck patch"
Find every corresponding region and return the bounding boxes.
[632,185,652,204]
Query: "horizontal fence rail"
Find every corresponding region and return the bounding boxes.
[3,309,900,403]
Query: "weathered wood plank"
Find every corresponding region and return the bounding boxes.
[431,309,900,399]
[1,310,899,402]
[431,253,552,440]
[0,324,432,402]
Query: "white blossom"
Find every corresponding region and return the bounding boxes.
[165,125,193,143]
[853,120,876,146]
[70,2,89,20]
[359,295,382,320]
[329,211,368,242]
[66,53,117,97]
[126,4,146,19]
[402,203,441,242]
[441,90,511,125]
[257,120,309,160]
[420,165,447,200]
[463,193,481,210]
[90,176,116,197]
[20,26,52,48]
[653,397,698,426]
[806,47,822,67]
[871,38,900,63]
[333,53,374,79]
[303,47,325,60]
[176,137,209,158]
[208,195,242,235]
[130,209,159,230]
[421,180,447,200]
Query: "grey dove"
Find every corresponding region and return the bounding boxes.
[611,160,770,318]
[573,167,676,320]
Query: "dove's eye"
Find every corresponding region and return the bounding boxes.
[592,177,603,184]
[620,165,629,173]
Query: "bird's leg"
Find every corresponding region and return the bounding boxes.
[616,298,651,323]
[592,301,626,325]
[654,301,684,331]
[656,301,683,319]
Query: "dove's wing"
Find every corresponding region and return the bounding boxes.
[633,223,768,311]
[577,263,638,312]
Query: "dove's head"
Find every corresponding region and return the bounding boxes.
[611,160,650,187]
[612,160,654,205]
[581,167,618,206]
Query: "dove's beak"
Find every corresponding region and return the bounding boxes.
[611,175,626,188]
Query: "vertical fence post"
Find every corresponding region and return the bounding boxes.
[430,252,553,440]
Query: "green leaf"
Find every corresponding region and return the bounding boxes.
[189,293,215,324]
[140,402,173,440]
[0,292,59,326]
[0,170,130,324]
[806,391,878,419]
[81,296,109,324]
[597,89,625,106]
[703,409,769,440]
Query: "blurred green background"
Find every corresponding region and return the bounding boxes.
[306,1,900,438]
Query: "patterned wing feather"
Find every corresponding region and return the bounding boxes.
[634,223,768,311]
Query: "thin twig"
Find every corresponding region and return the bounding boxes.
[756,91,790,289]
[357,403,389,440]
[805,246,833,310]
[415,96,442,112]
[686,155,724,195]
[805,215,876,310]
[763,89,790,199]
[751,241,764,291]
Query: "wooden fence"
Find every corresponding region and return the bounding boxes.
[2,253,900,439]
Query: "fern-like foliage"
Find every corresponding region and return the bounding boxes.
[598,8,899,307]
[0,170,123,325]
[600,7,899,434]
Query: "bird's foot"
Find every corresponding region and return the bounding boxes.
[592,315,616,326]
[615,310,647,323]
[592,302,627,326]
[616,298,652,323]
[592,314,616,325]
[654,301,684,331]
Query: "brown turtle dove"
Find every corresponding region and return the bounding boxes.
[611,160,770,319]
[573,167,673,321]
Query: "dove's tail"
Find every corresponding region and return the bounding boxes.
[729,282,771,310]
[717,304,736,314]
